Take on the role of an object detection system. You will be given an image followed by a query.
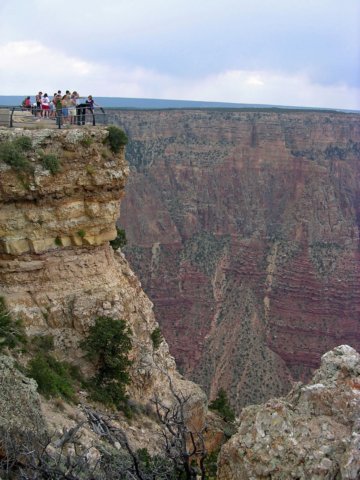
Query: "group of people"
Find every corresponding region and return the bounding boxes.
[22,91,98,125]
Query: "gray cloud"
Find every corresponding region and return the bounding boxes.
[0,0,359,108]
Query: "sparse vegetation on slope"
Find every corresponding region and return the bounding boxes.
[106,125,128,153]
[0,136,33,172]
[110,226,127,250]
[80,316,132,410]
[0,297,26,352]
[209,388,235,423]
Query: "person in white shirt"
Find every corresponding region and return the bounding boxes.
[41,93,50,118]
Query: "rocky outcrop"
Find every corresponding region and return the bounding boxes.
[0,126,206,420]
[109,109,360,410]
[0,127,126,255]
[217,345,360,480]
[0,354,45,434]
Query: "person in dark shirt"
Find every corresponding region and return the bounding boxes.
[85,95,99,113]
[35,91,42,116]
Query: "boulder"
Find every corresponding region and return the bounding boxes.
[218,345,360,480]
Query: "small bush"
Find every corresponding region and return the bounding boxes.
[150,327,163,350]
[54,236,62,246]
[204,449,219,479]
[32,334,54,352]
[14,136,32,151]
[0,297,26,352]
[0,140,33,172]
[85,164,95,175]
[209,388,235,423]
[81,316,132,410]
[106,126,128,153]
[27,334,84,401]
[27,352,76,400]
[77,229,86,238]
[110,226,127,250]
[80,137,93,147]
[41,153,61,175]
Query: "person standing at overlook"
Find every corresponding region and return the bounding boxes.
[85,95,99,113]
[35,91,42,116]
[54,93,63,126]
[22,96,31,110]
[69,91,78,125]
[61,91,71,124]
[41,93,50,117]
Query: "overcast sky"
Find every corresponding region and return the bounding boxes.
[0,0,359,109]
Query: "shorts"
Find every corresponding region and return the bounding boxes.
[42,105,49,110]
[62,107,69,117]
[69,108,76,116]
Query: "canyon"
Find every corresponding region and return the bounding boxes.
[108,108,360,410]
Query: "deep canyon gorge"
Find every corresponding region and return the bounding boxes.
[110,108,360,410]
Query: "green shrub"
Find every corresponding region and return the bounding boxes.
[27,352,76,400]
[32,334,54,352]
[203,449,219,479]
[150,327,163,350]
[14,136,32,151]
[85,164,95,175]
[110,226,127,250]
[106,126,128,153]
[27,334,84,400]
[54,236,63,246]
[81,316,132,409]
[41,153,61,175]
[80,137,93,147]
[77,229,86,238]
[0,140,33,172]
[209,388,235,423]
[0,297,26,352]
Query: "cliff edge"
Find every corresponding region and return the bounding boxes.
[0,126,206,430]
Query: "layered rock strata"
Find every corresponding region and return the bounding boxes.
[0,127,206,419]
[217,345,360,480]
[109,109,360,410]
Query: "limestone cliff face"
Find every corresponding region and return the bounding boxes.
[217,345,360,480]
[108,109,360,410]
[0,126,205,413]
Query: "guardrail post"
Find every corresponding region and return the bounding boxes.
[9,107,15,127]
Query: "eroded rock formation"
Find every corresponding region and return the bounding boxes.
[0,126,206,419]
[110,109,360,410]
[217,345,360,480]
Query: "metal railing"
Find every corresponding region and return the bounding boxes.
[1,106,107,129]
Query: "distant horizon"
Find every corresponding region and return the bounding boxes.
[0,95,358,114]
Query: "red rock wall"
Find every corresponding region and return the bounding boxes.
[110,109,360,410]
